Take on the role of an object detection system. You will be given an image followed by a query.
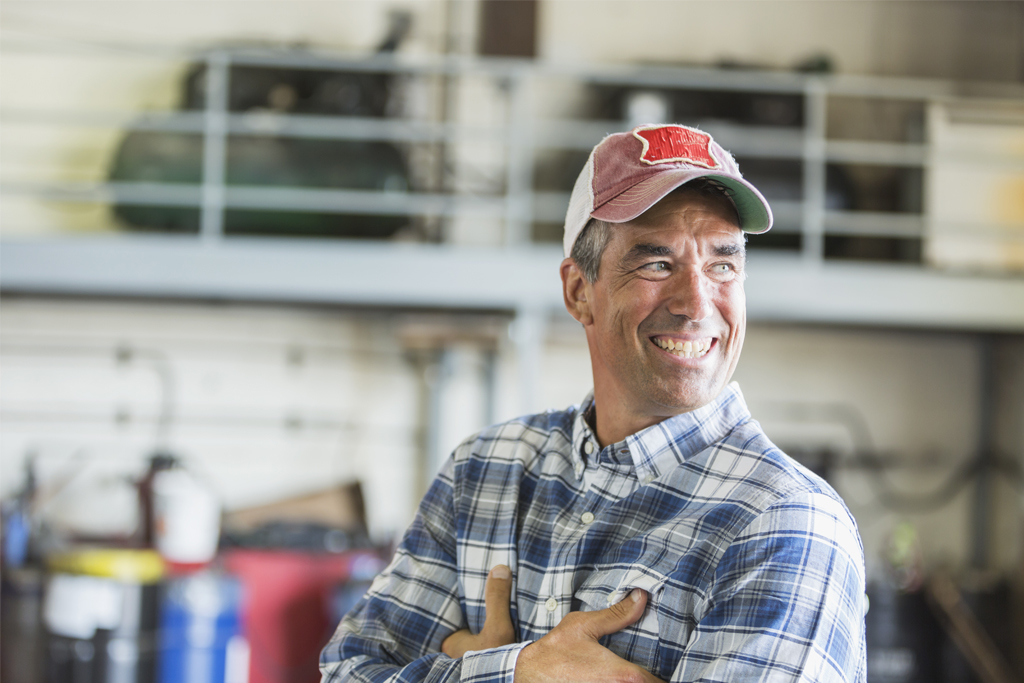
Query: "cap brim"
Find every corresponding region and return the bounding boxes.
[590,169,773,234]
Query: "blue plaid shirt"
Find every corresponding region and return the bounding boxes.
[321,383,867,682]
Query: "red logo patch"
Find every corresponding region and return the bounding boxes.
[634,125,719,168]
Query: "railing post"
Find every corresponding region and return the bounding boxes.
[504,67,534,246]
[802,79,828,265]
[200,51,230,243]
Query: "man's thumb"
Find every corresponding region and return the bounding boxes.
[580,588,648,640]
[483,565,513,628]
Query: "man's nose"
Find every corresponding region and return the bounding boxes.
[666,270,713,322]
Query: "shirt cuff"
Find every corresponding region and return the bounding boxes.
[460,641,532,683]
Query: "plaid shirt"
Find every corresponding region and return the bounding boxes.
[321,383,867,683]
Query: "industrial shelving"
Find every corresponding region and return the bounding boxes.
[2,44,1023,333]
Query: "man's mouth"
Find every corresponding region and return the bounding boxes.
[653,336,714,359]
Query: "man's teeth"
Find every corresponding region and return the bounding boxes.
[655,337,713,358]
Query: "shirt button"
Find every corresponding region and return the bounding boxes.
[584,441,594,455]
[580,511,595,524]
[644,474,656,484]
[545,597,558,612]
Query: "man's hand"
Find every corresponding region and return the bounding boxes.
[515,588,667,683]
[442,565,517,658]
[442,569,666,683]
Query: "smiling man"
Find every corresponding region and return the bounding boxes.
[567,187,748,445]
[321,125,867,683]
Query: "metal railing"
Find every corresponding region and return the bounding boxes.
[2,40,1023,261]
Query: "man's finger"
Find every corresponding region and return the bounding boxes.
[483,564,513,631]
[577,588,648,640]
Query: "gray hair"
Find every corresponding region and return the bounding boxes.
[568,178,741,283]
[570,218,612,284]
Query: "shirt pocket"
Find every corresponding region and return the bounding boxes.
[574,566,667,674]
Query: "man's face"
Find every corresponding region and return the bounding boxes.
[574,188,747,429]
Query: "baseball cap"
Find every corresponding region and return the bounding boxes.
[562,123,773,257]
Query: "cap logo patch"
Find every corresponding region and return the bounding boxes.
[633,125,720,169]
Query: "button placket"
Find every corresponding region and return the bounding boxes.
[577,440,594,479]
[536,571,557,627]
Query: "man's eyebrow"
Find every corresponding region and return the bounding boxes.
[716,243,746,258]
[622,243,672,263]
[622,241,746,263]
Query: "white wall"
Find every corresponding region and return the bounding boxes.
[0,298,423,541]
[539,0,1023,82]
[540,0,876,72]
[0,0,449,56]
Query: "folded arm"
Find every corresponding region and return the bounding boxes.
[321,454,672,683]
[320,458,527,683]
[670,491,867,683]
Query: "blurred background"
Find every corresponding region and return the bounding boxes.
[1,1,1022,682]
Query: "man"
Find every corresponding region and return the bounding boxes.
[321,124,866,682]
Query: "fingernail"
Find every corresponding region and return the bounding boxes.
[630,588,641,602]
[492,565,511,580]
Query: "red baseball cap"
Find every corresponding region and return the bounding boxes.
[563,124,773,257]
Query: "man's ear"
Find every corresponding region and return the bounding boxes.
[560,258,593,326]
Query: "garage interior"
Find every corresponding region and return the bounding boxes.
[1,2,1023,682]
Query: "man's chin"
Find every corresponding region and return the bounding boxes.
[646,383,722,416]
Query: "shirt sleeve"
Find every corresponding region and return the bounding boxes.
[670,490,868,683]
[320,456,526,683]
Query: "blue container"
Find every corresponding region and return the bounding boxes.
[158,572,246,683]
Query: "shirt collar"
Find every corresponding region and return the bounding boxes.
[571,382,752,482]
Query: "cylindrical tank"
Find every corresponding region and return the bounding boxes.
[158,570,247,683]
[44,549,165,683]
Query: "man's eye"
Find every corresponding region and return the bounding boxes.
[710,263,734,274]
[642,261,669,272]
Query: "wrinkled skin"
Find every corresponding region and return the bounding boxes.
[562,188,747,446]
